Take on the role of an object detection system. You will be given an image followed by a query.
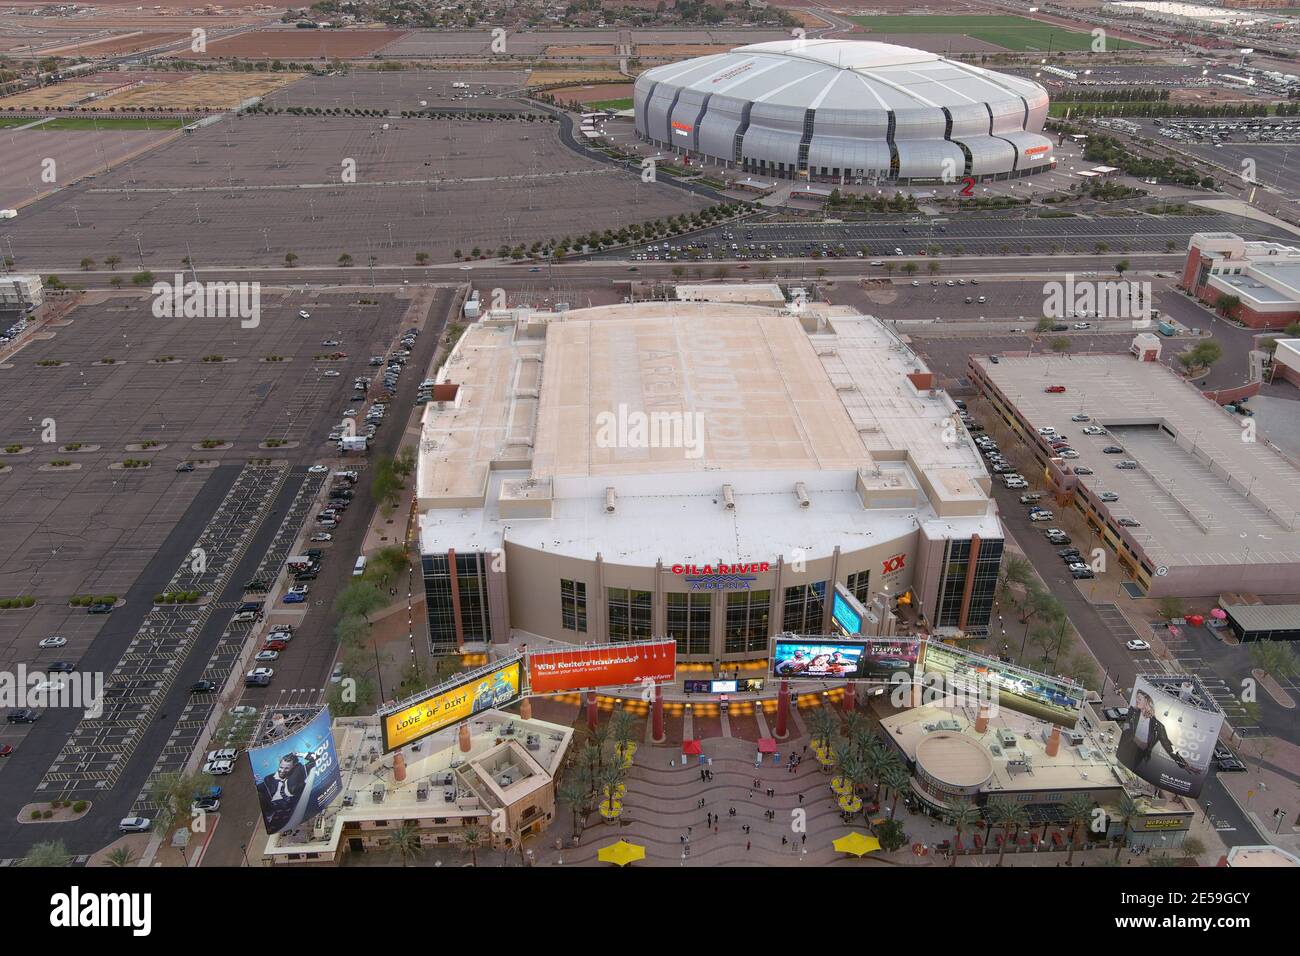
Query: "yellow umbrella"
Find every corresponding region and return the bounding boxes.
[598,840,646,866]
[833,832,881,857]
[838,794,863,814]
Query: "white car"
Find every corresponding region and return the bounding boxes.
[322,339,340,347]
[310,532,333,542]
[298,310,311,319]
[247,667,275,680]
[1029,511,1054,521]
[230,705,258,718]
[202,759,235,776]
[288,584,310,596]
[323,370,340,377]
[1126,640,1151,651]
[38,636,68,649]
[255,650,280,662]
[269,624,293,636]
[307,465,329,474]
[206,748,238,762]
[330,663,344,684]
[1071,414,1091,423]
[1059,450,1080,459]
[119,817,152,833]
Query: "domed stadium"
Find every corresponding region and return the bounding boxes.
[633,39,1054,184]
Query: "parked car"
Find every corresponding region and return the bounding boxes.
[190,680,217,693]
[263,640,288,652]
[38,636,68,649]
[1126,640,1150,651]
[310,532,333,542]
[1044,385,1066,394]
[1029,510,1054,522]
[1099,492,1119,502]
[88,603,113,615]
[202,760,234,776]
[1102,445,1125,454]
[1070,568,1095,580]
[1071,414,1091,423]
[119,817,152,833]
[191,797,221,814]
[1118,517,1141,527]
[1019,493,1041,504]
[7,709,39,723]
[283,592,306,604]
[255,650,280,662]
[1116,460,1138,470]
[246,668,274,681]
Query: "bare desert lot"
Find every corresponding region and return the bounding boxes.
[183,28,410,60]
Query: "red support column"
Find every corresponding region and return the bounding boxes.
[586,689,598,732]
[843,682,856,713]
[652,682,665,743]
[775,680,790,739]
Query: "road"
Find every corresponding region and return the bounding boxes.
[197,285,455,867]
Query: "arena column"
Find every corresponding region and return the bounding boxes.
[586,688,599,731]
[652,682,665,743]
[775,680,790,739]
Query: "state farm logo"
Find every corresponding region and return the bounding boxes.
[882,554,906,574]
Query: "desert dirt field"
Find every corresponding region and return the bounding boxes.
[96,72,303,110]
[527,69,628,86]
[33,31,189,57]
[185,29,410,60]
[550,83,635,104]
[260,70,528,111]
[0,122,179,209]
[0,83,110,109]
[544,44,618,57]
[636,44,732,57]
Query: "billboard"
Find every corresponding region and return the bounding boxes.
[831,585,864,637]
[684,678,765,694]
[771,637,920,682]
[917,642,1084,727]
[527,640,676,695]
[1118,677,1223,798]
[247,707,342,837]
[381,658,522,753]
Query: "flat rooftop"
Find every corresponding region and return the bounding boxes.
[417,298,1000,563]
[882,703,1141,798]
[264,709,572,859]
[973,354,1300,569]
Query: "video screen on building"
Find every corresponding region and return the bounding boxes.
[1118,677,1223,798]
[247,707,343,837]
[917,641,1084,727]
[380,658,522,753]
[831,586,864,637]
[683,678,766,694]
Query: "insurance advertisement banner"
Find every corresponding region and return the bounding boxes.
[381,659,522,753]
[917,642,1084,727]
[1118,677,1222,798]
[247,707,343,837]
[771,637,920,682]
[527,640,676,694]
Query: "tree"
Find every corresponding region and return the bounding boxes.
[1249,640,1299,682]
[105,255,122,271]
[949,803,981,867]
[806,707,838,750]
[338,252,353,267]
[988,798,1028,867]
[1189,340,1223,368]
[1050,336,1072,353]
[334,581,386,619]
[1112,792,1140,862]
[461,823,483,866]
[21,841,72,867]
[1155,596,1184,621]
[1181,835,1206,864]
[284,252,298,267]
[876,817,908,853]
[1215,293,1240,318]
[901,261,918,276]
[1036,317,1055,333]
[388,822,422,866]
[415,251,429,265]
[1063,794,1094,866]
[556,773,589,840]
[609,708,637,762]
[881,762,910,819]
[928,260,941,276]
[104,847,138,867]
[1114,259,1130,277]
[1000,555,1034,606]
[80,257,95,271]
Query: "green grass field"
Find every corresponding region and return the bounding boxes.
[36,116,188,131]
[848,14,1146,52]
[0,117,32,128]
[587,97,632,111]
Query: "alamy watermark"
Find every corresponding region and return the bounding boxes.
[151,274,261,328]
[594,403,705,460]
[1043,273,1151,328]
[1,665,103,718]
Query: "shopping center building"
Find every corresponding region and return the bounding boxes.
[415,291,1005,662]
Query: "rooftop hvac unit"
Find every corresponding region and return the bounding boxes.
[605,487,617,514]
[721,485,735,510]
[794,482,810,509]
[497,772,515,787]
[371,784,385,804]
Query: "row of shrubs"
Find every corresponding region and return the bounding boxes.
[0,596,36,609]
[155,591,201,604]
[121,459,150,468]
[30,800,87,819]
[69,595,116,607]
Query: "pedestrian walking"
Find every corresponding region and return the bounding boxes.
[746,840,751,852]
[802,744,808,756]
[782,836,788,846]
[729,807,736,817]
[801,834,806,846]
[798,793,804,804]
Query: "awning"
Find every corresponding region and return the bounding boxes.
[682,739,703,755]
[757,738,777,754]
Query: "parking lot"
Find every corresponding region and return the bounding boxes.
[907,331,1137,388]
[10,109,708,271]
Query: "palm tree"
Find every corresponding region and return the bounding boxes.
[609,708,637,762]
[882,763,911,818]
[21,841,71,867]
[1063,794,1094,865]
[1112,793,1140,862]
[556,773,589,840]
[104,846,138,867]
[806,707,838,750]
[988,798,1028,867]
[950,804,981,866]
[148,770,212,840]
[862,742,890,802]
[461,824,483,867]
[388,822,423,867]
[597,762,626,812]
[842,710,868,747]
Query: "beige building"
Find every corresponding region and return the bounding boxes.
[415,291,1006,661]
[261,709,572,866]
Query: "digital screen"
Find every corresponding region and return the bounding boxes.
[381,659,522,753]
[683,678,765,693]
[832,589,863,637]
[772,637,919,682]
[917,642,1083,727]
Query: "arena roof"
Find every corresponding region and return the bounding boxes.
[639,39,1046,113]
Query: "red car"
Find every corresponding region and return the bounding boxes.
[262,640,288,652]
[1044,385,1067,393]
[0,745,13,757]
